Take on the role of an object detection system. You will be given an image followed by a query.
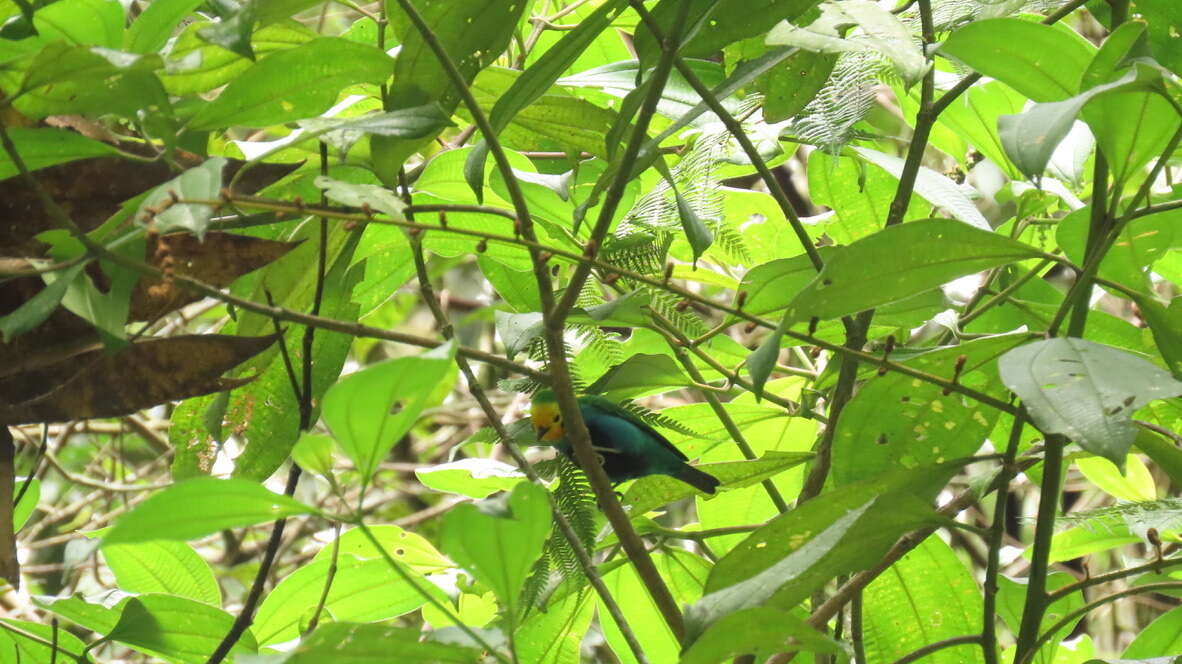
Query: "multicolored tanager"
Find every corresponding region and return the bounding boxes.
[530,390,720,494]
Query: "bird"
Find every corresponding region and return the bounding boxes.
[529,389,720,494]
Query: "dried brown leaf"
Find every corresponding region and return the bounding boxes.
[0,333,278,424]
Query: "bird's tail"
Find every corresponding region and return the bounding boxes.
[673,465,720,494]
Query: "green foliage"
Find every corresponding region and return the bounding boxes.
[3,0,1181,662]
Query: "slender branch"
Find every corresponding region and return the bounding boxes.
[1013,433,1065,659]
[981,411,1025,664]
[1021,582,1182,663]
[1047,554,1182,603]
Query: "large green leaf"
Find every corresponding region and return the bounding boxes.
[998,338,1182,466]
[190,37,393,130]
[252,555,437,646]
[103,478,317,544]
[685,462,963,643]
[938,18,1094,102]
[106,594,258,663]
[830,335,1023,486]
[438,482,550,619]
[322,341,455,484]
[0,127,119,180]
[274,623,481,663]
[862,535,984,664]
[101,540,220,605]
[783,218,1042,323]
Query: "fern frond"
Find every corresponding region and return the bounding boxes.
[619,401,704,440]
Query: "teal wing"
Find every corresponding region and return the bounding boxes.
[578,395,688,461]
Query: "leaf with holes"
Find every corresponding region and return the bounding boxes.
[999,338,1182,467]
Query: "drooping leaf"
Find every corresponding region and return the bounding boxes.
[322,341,456,484]
[439,482,550,619]
[998,338,1182,467]
[104,477,316,544]
[0,261,88,343]
[495,310,545,360]
[585,353,692,398]
[134,158,227,240]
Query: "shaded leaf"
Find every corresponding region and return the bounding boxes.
[624,451,814,516]
[106,594,257,663]
[314,175,408,219]
[0,261,88,342]
[585,353,692,398]
[998,338,1182,467]
[134,158,226,240]
[277,623,481,664]
[682,607,848,664]
[0,333,278,425]
[0,127,119,181]
[495,310,544,360]
[129,231,300,320]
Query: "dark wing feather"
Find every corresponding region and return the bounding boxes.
[578,395,688,461]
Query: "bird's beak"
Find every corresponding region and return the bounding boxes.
[535,426,550,441]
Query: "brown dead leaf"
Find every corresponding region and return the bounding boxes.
[0,333,278,425]
[129,232,301,320]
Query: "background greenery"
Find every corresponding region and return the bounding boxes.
[1,0,1181,662]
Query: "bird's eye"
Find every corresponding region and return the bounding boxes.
[554,414,561,422]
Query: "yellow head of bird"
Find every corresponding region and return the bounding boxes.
[530,391,565,442]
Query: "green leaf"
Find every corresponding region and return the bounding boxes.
[1075,453,1156,502]
[106,594,257,663]
[465,0,627,200]
[197,1,256,61]
[767,0,926,86]
[291,433,336,477]
[252,555,436,646]
[279,623,482,664]
[495,311,544,360]
[313,525,452,574]
[125,0,205,54]
[103,477,317,544]
[747,316,787,401]
[134,158,226,240]
[678,0,822,60]
[374,0,529,180]
[0,261,87,343]
[416,458,526,499]
[785,218,1041,323]
[12,477,37,532]
[314,175,408,219]
[686,462,963,643]
[998,338,1182,467]
[938,18,1094,102]
[852,146,991,229]
[598,550,709,663]
[515,587,595,664]
[0,127,118,180]
[585,353,692,399]
[760,49,837,122]
[323,341,456,484]
[189,37,393,130]
[831,334,1022,486]
[999,66,1165,180]
[101,540,221,605]
[623,451,814,516]
[862,535,984,664]
[672,183,714,266]
[682,607,848,664]
[33,0,124,48]
[438,482,550,619]
[1124,604,1182,658]
[298,104,455,139]
[34,593,124,635]
[740,251,832,316]
[0,618,88,662]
